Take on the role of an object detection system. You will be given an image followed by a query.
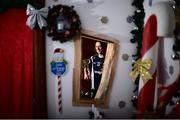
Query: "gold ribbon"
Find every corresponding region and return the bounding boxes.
[130,58,153,83]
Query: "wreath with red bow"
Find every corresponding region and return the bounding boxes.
[47,4,81,43]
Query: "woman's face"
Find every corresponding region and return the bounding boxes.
[95,42,102,54]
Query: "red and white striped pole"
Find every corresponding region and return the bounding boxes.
[137,15,159,113]
[58,76,63,113]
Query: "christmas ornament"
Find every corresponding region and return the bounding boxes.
[131,95,138,107]
[101,16,109,24]
[119,101,126,109]
[176,101,179,105]
[50,48,68,113]
[47,4,81,43]
[122,53,129,61]
[26,4,49,29]
[171,52,180,60]
[129,58,153,83]
[169,65,174,75]
[127,15,134,23]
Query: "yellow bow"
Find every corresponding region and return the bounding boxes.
[129,58,153,83]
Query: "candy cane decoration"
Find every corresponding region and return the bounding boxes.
[137,15,159,113]
[58,76,63,113]
[51,48,68,113]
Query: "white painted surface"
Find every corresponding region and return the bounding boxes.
[45,0,179,118]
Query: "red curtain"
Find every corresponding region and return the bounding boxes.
[0,9,33,118]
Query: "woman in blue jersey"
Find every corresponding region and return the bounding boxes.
[84,41,104,98]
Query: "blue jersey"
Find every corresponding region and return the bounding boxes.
[88,55,104,94]
[90,55,104,74]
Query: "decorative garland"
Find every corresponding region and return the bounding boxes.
[130,0,145,59]
[47,4,81,43]
[129,0,145,108]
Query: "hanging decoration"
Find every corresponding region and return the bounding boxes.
[118,101,126,109]
[47,4,81,43]
[101,16,109,24]
[129,58,152,83]
[50,48,68,113]
[26,4,49,29]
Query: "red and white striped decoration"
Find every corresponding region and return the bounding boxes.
[137,15,159,113]
[58,76,63,113]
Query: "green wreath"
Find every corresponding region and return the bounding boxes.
[47,4,81,43]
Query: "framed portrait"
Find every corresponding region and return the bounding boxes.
[73,29,119,107]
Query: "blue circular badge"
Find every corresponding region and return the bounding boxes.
[51,62,67,76]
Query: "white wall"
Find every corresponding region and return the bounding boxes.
[45,0,179,118]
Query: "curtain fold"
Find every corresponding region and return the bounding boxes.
[0,0,36,13]
[0,8,33,118]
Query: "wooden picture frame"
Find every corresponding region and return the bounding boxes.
[73,29,119,108]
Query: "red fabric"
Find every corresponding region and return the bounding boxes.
[0,9,33,118]
[141,15,158,57]
[137,15,158,113]
[137,72,156,112]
